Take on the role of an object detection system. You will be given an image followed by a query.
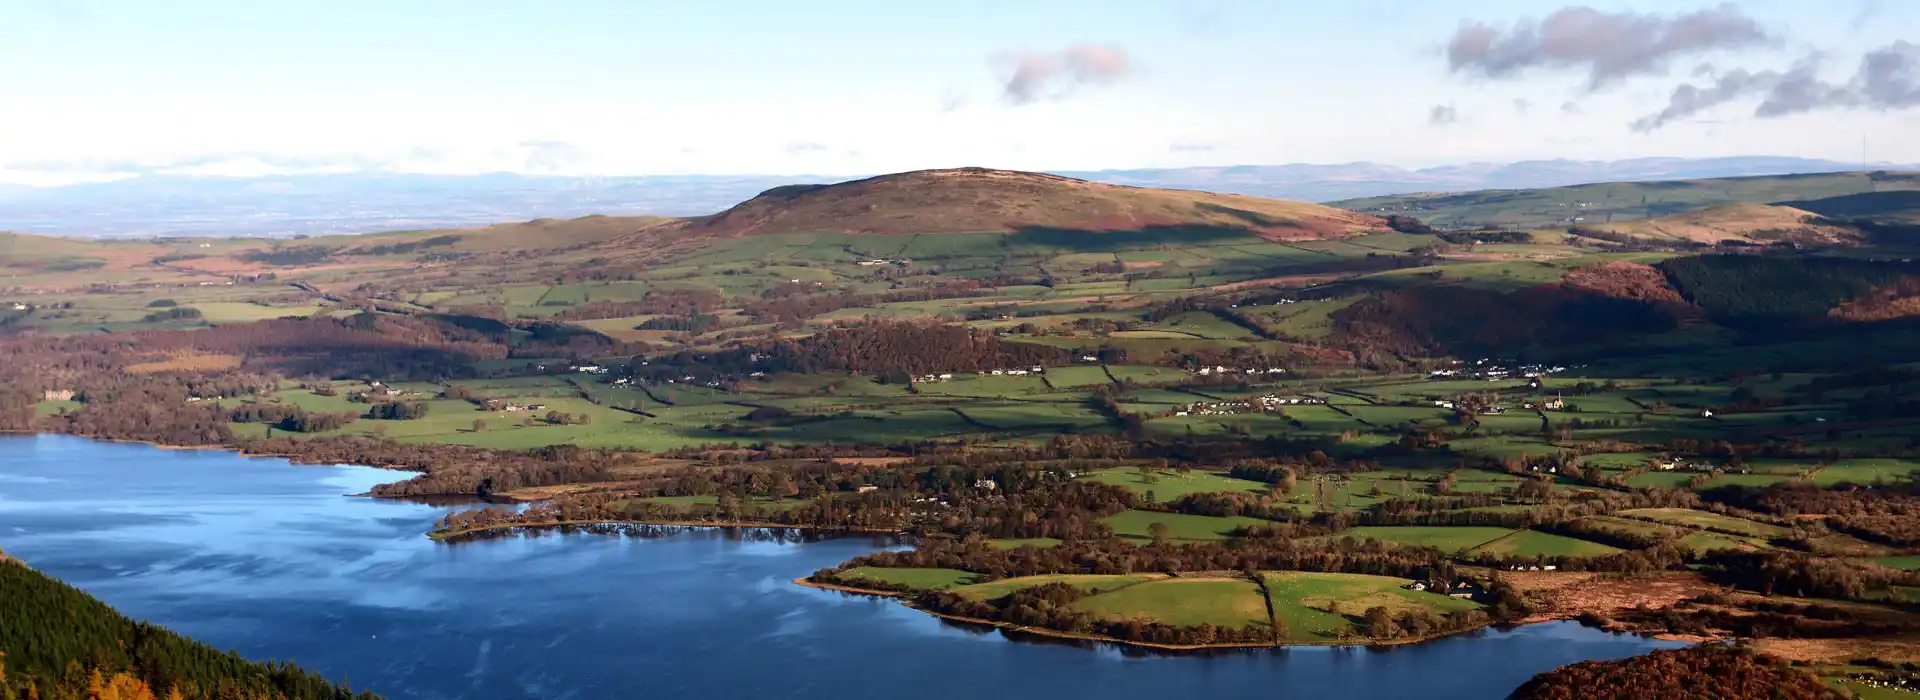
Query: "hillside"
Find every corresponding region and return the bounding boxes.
[1334,170,1920,230]
[1,558,380,699]
[667,167,1385,241]
[1785,190,1920,223]
[1579,203,1860,245]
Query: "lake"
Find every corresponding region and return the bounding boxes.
[0,434,1683,699]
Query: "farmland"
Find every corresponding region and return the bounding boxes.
[1262,572,1484,642]
[11,166,1920,666]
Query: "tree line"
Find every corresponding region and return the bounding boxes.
[0,560,380,700]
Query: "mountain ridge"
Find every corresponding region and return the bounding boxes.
[659,167,1384,241]
[7,156,1914,239]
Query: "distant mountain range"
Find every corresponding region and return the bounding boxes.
[1,156,1910,238]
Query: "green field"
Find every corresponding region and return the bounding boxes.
[986,538,1064,550]
[1467,530,1624,558]
[1102,510,1269,541]
[1866,556,1920,571]
[1617,508,1788,538]
[1072,578,1271,629]
[1809,459,1920,486]
[1262,571,1484,642]
[1332,171,1889,229]
[949,574,1158,601]
[1077,466,1269,503]
[832,567,979,591]
[1824,678,1920,699]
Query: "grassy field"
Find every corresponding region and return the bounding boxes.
[1867,556,1920,571]
[1467,530,1624,558]
[1617,508,1788,538]
[1262,572,1484,642]
[986,538,1064,550]
[1102,510,1270,541]
[1072,578,1271,629]
[949,574,1159,601]
[1331,171,1890,229]
[1076,467,1269,503]
[832,567,979,591]
[1822,678,1919,700]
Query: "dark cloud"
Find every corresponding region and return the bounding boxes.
[995,44,1133,104]
[1631,64,1784,131]
[1561,101,1583,114]
[1447,4,1773,90]
[1512,98,1535,113]
[1633,41,1920,131]
[1428,104,1460,126]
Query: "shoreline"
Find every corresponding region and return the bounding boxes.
[428,518,906,541]
[793,575,1521,652]
[6,431,427,474]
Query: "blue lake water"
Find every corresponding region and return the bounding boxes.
[0,434,1683,699]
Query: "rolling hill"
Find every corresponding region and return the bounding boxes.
[1783,190,1920,223]
[1578,203,1860,245]
[1333,170,1920,231]
[663,167,1385,241]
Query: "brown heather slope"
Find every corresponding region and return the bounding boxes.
[1561,261,1686,303]
[1585,203,1860,245]
[1831,277,1920,322]
[661,167,1385,241]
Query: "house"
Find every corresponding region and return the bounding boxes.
[1080,355,1099,362]
[974,479,998,490]
[1701,408,1715,418]
[855,485,879,494]
[1541,397,1564,411]
[42,389,75,401]
[1404,581,1429,592]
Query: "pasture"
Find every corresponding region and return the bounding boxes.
[1072,578,1271,630]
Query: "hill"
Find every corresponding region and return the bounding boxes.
[1579,203,1860,245]
[0,558,380,699]
[666,167,1384,241]
[1334,171,1920,230]
[329,214,674,254]
[1784,190,1920,224]
[1507,646,1840,700]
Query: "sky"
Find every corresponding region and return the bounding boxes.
[3,0,1919,185]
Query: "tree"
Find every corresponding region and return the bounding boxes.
[472,419,486,433]
[1364,606,1397,639]
[1147,521,1171,547]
